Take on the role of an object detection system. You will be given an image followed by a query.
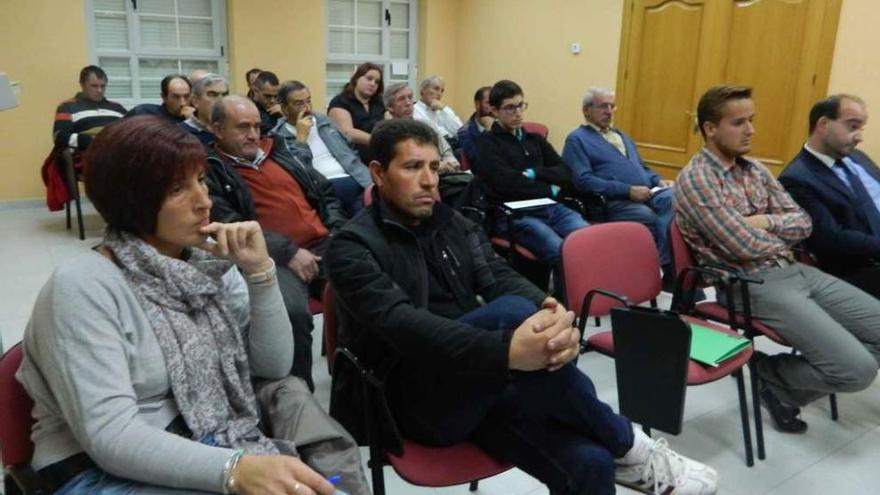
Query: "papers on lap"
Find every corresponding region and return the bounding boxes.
[503,198,557,210]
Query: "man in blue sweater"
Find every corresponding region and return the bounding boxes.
[562,87,675,277]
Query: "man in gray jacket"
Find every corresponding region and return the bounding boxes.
[271,80,372,215]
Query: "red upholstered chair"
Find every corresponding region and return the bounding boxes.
[522,121,549,139]
[322,285,513,495]
[0,343,40,494]
[668,218,839,458]
[561,222,758,466]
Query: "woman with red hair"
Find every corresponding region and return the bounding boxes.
[16,116,367,495]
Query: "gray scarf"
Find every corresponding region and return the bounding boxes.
[104,230,295,455]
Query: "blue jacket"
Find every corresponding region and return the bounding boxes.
[561,125,660,200]
[270,113,372,188]
[779,148,880,276]
[457,112,485,163]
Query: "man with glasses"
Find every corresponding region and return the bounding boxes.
[474,79,587,269]
[250,70,282,136]
[562,87,675,286]
[271,80,372,215]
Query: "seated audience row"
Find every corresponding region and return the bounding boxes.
[675,85,880,433]
[34,61,880,495]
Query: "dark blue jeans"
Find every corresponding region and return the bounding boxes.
[493,203,588,266]
[405,295,634,495]
[330,176,365,216]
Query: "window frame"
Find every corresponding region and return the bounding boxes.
[324,0,419,108]
[84,0,229,108]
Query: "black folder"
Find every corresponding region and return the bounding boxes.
[610,306,691,435]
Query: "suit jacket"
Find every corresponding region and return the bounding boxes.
[778,147,880,277]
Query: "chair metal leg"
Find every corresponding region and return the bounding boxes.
[369,458,385,495]
[747,358,766,460]
[65,200,71,229]
[594,317,600,327]
[61,150,85,240]
[830,393,839,421]
[469,480,479,491]
[74,192,85,240]
[734,370,755,467]
[642,425,651,436]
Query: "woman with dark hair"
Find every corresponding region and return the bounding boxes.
[16,116,368,495]
[327,62,385,161]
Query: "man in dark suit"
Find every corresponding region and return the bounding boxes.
[779,94,880,298]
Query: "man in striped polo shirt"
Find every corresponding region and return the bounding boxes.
[53,65,126,152]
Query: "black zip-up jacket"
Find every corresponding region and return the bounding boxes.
[205,135,348,266]
[474,122,574,202]
[325,195,546,444]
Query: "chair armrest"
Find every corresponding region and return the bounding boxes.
[333,347,405,457]
[578,289,631,353]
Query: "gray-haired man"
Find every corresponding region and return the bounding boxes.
[180,73,229,146]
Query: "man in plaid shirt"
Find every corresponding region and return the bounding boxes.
[674,85,880,434]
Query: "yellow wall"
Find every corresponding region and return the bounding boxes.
[417,0,461,105]
[226,0,326,103]
[447,0,625,150]
[0,0,89,202]
[827,0,880,161]
[2,0,879,202]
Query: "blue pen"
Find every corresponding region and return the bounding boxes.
[327,475,349,495]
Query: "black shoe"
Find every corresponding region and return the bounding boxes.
[760,385,808,433]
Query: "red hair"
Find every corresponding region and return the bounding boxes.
[84,115,207,235]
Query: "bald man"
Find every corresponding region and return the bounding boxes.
[205,95,349,391]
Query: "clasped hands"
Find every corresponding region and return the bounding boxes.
[508,297,580,372]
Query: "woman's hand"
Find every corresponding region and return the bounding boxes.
[198,221,273,275]
[233,455,336,495]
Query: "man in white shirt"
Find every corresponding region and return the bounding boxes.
[413,75,464,151]
[271,80,373,215]
[385,82,460,173]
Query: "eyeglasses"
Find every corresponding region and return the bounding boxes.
[591,103,617,111]
[500,102,528,114]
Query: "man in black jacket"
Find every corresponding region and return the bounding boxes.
[474,80,588,267]
[206,95,348,390]
[325,119,718,495]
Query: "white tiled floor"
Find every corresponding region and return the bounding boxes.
[3,204,880,494]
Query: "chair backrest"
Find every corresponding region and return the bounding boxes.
[522,121,549,139]
[459,151,472,171]
[561,222,661,317]
[322,284,338,373]
[668,216,711,292]
[0,343,35,469]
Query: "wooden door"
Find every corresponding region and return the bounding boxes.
[616,0,841,178]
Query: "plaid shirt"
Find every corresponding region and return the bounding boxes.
[673,148,812,274]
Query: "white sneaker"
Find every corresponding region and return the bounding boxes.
[615,433,718,495]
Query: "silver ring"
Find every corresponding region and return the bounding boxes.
[293,481,301,493]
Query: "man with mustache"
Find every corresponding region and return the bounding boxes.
[271,80,372,216]
[327,119,718,495]
[205,95,349,391]
[779,94,880,299]
[674,86,880,434]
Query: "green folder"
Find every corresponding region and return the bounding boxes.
[688,322,751,367]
